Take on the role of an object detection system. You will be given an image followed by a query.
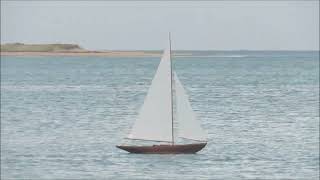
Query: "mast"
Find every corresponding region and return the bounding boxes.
[169,32,174,145]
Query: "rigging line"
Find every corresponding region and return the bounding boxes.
[179,137,208,142]
[125,137,173,143]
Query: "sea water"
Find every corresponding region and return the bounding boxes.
[1,51,319,179]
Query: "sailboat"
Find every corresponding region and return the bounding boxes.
[117,34,207,154]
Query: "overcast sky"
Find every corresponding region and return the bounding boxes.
[1,1,319,50]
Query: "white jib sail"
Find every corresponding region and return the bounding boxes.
[174,72,207,141]
[127,45,173,142]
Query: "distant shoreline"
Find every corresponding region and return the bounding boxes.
[0,51,163,57]
[1,43,318,57]
[0,43,163,57]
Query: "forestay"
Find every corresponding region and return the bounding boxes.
[174,73,207,141]
[127,44,173,142]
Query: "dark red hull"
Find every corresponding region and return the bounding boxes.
[116,143,207,154]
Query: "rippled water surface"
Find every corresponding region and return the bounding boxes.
[1,52,319,179]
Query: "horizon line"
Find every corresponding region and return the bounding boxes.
[1,42,319,51]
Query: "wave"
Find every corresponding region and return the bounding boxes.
[1,84,148,92]
[1,85,110,92]
[176,55,249,58]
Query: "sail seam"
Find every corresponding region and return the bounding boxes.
[169,32,174,145]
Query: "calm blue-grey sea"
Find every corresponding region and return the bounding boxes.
[1,51,319,179]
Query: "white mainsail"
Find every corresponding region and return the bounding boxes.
[174,73,207,141]
[127,43,173,142]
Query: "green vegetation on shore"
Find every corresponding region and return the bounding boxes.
[1,43,84,52]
